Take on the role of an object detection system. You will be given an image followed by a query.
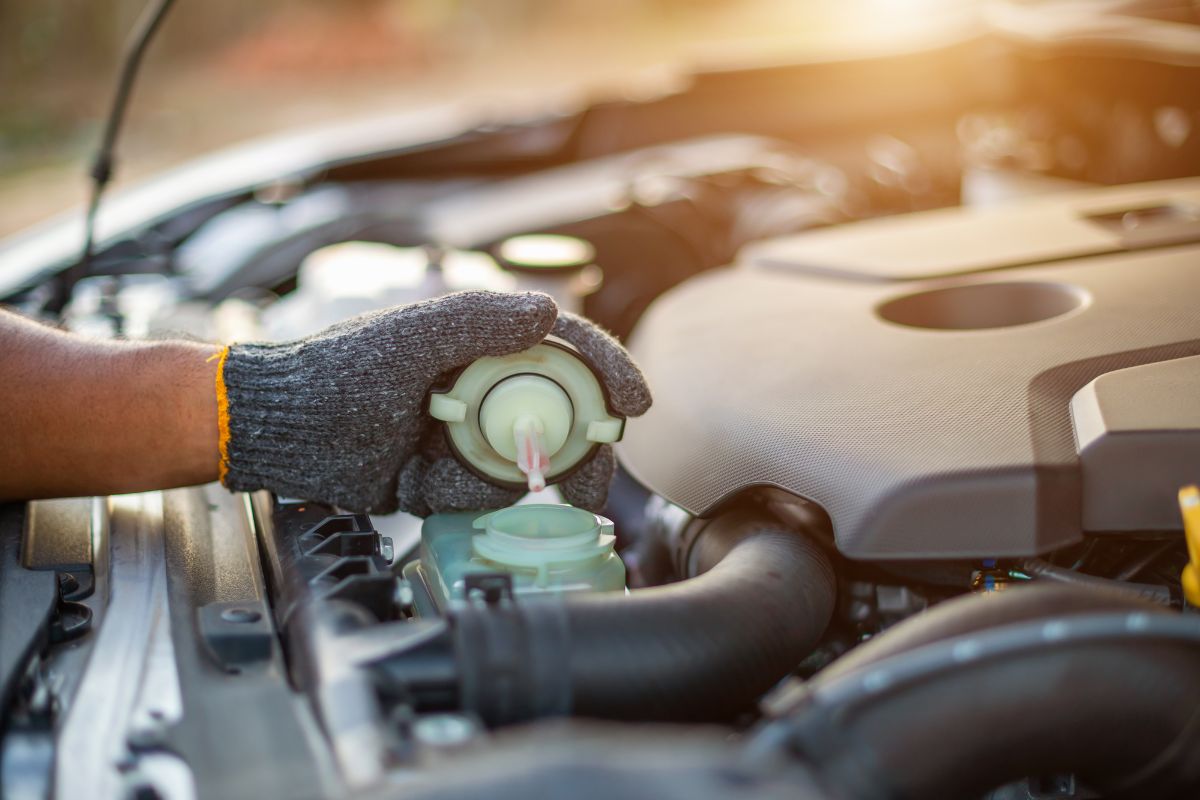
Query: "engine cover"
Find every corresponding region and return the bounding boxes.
[619,179,1200,558]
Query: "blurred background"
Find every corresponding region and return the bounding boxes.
[0,0,967,237]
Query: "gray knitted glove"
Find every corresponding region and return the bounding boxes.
[218,291,651,516]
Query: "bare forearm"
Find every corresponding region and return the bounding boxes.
[0,309,220,500]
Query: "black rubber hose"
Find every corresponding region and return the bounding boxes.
[774,586,1200,800]
[564,512,836,721]
[439,509,836,724]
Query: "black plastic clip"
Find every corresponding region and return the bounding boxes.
[463,573,514,607]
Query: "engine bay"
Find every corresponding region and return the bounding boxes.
[3,4,1200,799]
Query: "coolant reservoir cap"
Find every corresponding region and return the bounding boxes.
[496,234,595,273]
[428,339,626,489]
[471,504,616,571]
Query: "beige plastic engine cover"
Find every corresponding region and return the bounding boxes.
[619,178,1200,558]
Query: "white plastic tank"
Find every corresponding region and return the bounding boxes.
[260,237,602,341]
[261,243,516,340]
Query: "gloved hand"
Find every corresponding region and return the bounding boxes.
[216,291,651,515]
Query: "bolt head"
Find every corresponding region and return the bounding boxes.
[220,608,261,624]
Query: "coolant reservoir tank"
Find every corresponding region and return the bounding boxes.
[401,504,626,615]
[471,504,624,589]
[428,339,625,491]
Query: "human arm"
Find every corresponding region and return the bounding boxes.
[1,292,651,513]
[0,308,220,500]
